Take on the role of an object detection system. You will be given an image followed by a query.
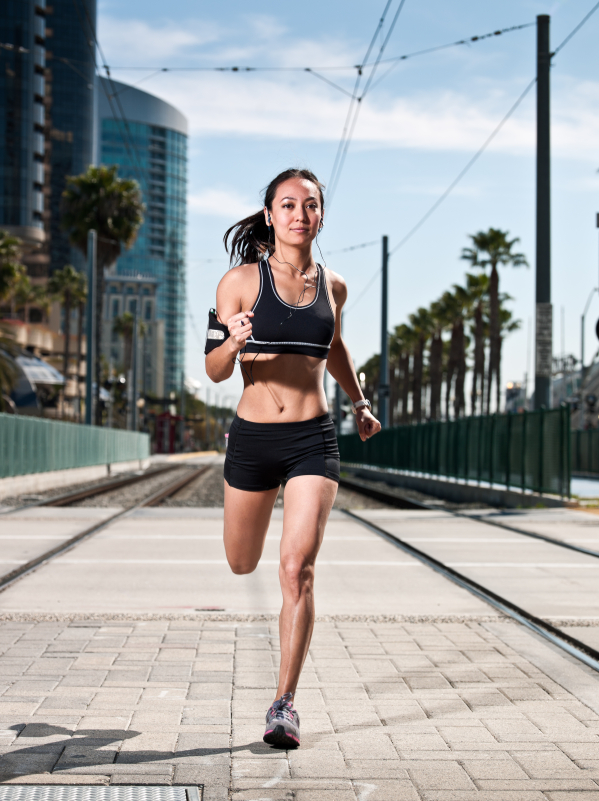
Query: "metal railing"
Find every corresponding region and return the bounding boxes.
[572,429,599,476]
[338,405,570,498]
[0,414,150,479]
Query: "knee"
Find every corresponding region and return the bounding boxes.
[227,557,258,575]
[279,557,314,597]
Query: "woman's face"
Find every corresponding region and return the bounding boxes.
[265,178,323,248]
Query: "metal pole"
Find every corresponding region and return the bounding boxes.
[84,230,96,425]
[580,287,597,429]
[334,311,344,436]
[534,14,552,410]
[179,370,185,452]
[379,235,389,427]
[131,304,139,431]
[206,387,211,449]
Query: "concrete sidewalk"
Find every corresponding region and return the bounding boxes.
[1,618,599,800]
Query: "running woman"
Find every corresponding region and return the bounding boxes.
[205,168,380,749]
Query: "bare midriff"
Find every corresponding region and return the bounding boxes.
[236,353,328,423]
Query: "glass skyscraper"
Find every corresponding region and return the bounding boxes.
[0,0,95,276]
[97,77,187,393]
[45,0,96,276]
[0,1,47,248]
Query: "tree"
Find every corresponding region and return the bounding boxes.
[498,293,522,406]
[391,324,416,423]
[0,231,24,305]
[357,353,380,419]
[408,308,433,423]
[61,165,144,424]
[0,324,19,411]
[14,273,50,323]
[112,312,136,373]
[428,300,448,421]
[48,265,84,384]
[461,229,527,414]
[464,272,489,416]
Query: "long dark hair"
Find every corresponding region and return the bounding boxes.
[223,168,325,267]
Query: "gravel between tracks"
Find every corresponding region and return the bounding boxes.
[71,465,193,507]
[163,465,395,509]
[0,466,171,508]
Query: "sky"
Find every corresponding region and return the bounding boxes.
[97,0,599,408]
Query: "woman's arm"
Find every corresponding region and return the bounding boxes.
[205,270,254,383]
[326,271,381,441]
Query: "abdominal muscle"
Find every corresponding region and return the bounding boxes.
[236,353,328,423]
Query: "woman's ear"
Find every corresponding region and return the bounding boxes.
[264,207,271,227]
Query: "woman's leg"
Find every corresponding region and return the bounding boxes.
[223,480,279,574]
[276,474,338,700]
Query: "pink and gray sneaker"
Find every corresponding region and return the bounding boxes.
[263,692,300,749]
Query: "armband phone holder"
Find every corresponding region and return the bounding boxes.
[204,308,230,355]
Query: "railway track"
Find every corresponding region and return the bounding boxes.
[0,463,211,593]
[339,474,599,674]
[2,463,599,677]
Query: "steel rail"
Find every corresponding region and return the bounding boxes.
[340,473,599,560]
[342,508,599,674]
[0,463,182,515]
[0,465,211,594]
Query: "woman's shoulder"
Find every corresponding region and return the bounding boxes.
[322,266,347,304]
[218,261,261,289]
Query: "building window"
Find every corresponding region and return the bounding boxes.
[129,299,137,314]
[112,299,119,318]
[145,301,152,321]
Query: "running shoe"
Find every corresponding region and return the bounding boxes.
[263,692,300,749]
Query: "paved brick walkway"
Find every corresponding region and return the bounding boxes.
[1,619,599,800]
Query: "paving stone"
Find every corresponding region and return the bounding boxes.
[408,761,475,790]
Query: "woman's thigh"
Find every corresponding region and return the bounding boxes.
[223,479,279,573]
[280,475,338,568]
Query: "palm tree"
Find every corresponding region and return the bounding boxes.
[48,265,83,384]
[409,307,433,423]
[61,165,144,424]
[112,312,135,374]
[0,231,24,306]
[428,299,448,421]
[0,323,19,411]
[461,229,527,414]
[464,272,489,416]
[14,275,50,323]
[498,293,522,408]
[391,324,416,423]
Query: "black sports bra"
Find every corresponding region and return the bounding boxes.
[243,259,335,359]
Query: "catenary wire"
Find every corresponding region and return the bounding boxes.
[343,76,537,314]
[328,0,408,206]
[343,5,599,315]
[105,23,535,74]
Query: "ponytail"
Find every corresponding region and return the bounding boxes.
[223,167,325,268]
[223,210,271,267]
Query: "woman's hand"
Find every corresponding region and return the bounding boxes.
[356,408,381,442]
[227,311,254,352]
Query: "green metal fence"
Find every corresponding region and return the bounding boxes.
[338,405,571,497]
[572,429,599,476]
[0,413,150,479]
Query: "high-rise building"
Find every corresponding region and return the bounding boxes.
[44,0,96,276]
[0,1,47,248]
[0,0,95,280]
[97,76,187,393]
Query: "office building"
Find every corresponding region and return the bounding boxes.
[97,76,187,393]
[0,1,47,248]
[0,0,95,281]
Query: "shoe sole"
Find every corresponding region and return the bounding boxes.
[263,724,300,749]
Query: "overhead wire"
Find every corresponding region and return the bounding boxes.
[327,0,408,206]
[345,1,599,316]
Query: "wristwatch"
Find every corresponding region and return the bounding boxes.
[351,399,372,414]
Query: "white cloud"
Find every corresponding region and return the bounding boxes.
[98,16,220,65]
[188,188,258,219]
[100,14,599,162]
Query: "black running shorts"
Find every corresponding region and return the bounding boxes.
[224,413,340,492]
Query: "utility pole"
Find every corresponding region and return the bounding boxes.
[179,370,185,452]
[334,312,344,436]
[206,387,211,449]
[84,230,96,425]
[534,14,552,409]
[131,303,139,431]
[378,235,390,427]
